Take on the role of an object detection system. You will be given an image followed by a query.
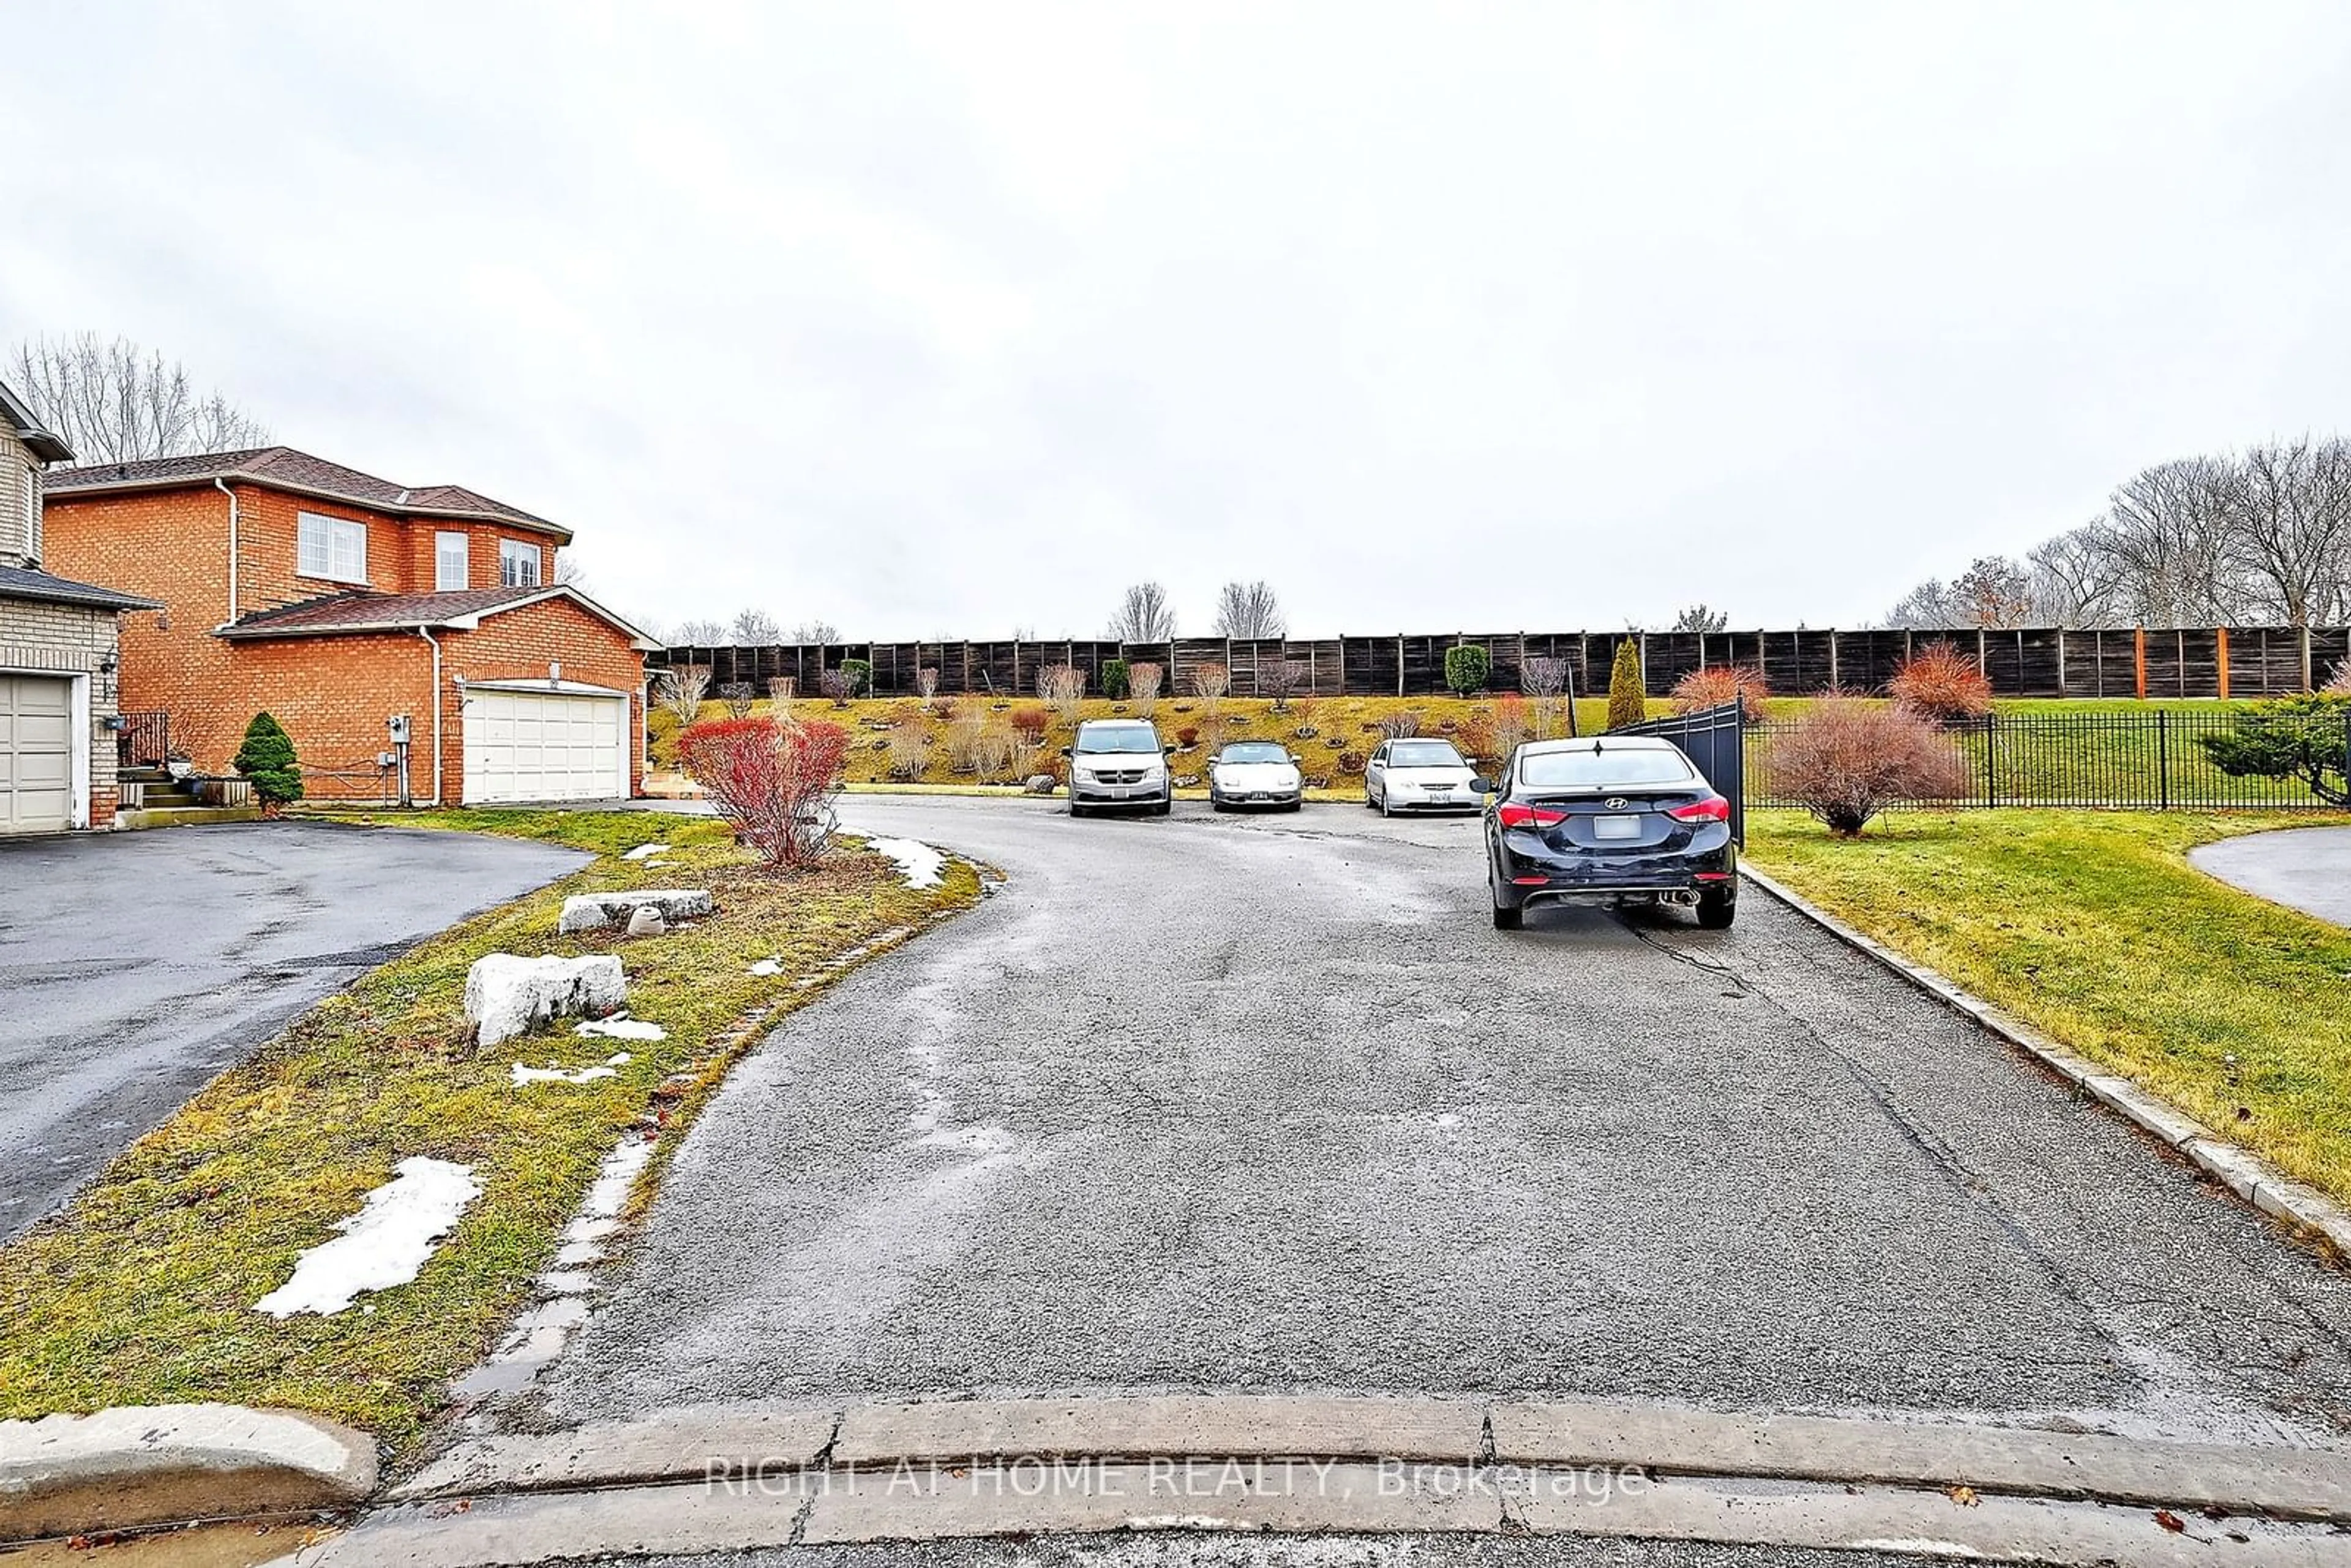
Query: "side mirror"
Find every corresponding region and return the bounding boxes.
[1060,746,1073,757]
[1163,743,1176,755]
[1288,753,1301,763]
[1471,776,1497,795]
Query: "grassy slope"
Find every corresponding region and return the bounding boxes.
[1745,809,2351,1207]
[0,810,979,1447]
[650,694,2308,801]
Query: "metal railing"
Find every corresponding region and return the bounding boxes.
[1743,709,2351,811]
[114,710,169,769]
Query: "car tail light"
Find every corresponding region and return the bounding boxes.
[1496,802,1567,830]
[1667,795,1731,824]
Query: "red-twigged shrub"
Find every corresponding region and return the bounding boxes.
[1453,717,1496,763]
[1766,700,1972,836]
[1671,664,1768,724]
[1889,641,1993,722]
[1336,748,1368,773]
[1009,705,1051,740]
[677,716,849,867]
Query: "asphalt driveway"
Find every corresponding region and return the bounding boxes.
[2191,823,2351,927]
[0,820,586,1240]
[542,797,2351,1452]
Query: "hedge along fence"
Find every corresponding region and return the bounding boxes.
[650,625,2351,702]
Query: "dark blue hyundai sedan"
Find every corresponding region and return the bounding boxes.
[1472,736,1737,930]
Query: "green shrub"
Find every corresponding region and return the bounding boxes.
[2199,695,2350,805]
[1443,644,1491,697]
[1606,639,1646,730]
[1100,659,1130,700]
[839,658,872,698]
[234,711,304,805]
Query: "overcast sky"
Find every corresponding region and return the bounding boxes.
[6,2,2348,638]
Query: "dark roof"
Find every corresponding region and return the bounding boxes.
[43,446,568,540]
[0,565,160,612]
[218,583,658,648]
[0,379,73,464]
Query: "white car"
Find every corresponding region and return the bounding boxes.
[1065,719,1172,817]
[1207,740,1304,811]
[1365,737,1481,816]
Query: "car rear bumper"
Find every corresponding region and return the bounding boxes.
[1493,842,1738,908]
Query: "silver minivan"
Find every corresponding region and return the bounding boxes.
[1064,719,1173,817]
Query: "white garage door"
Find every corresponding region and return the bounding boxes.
[0,674,75,835]
[462,689,627,805]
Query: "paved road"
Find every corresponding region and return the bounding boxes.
[2191,824,2351,927]
[545,797,2351,1448]
[0,821,585,1240]
[624,1537,1945,1567]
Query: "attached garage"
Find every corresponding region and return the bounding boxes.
[0,672,78,835]
[460,683,631,805]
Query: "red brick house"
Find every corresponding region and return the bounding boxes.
[42,448,657,805]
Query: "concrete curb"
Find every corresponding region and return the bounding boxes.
[1740,864,2351,1263]
[0,1403,377,1543]
[389,1392,2351,1520]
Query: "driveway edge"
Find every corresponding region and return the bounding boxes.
[1739,864,2351,1262]
[0,1402,376,1542]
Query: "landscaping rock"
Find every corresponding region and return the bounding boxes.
[557,889,715,935]
[1022,774,1057,795]
[624,906,669,938]
[465,955,626,1047]
[0,1403,376,1541]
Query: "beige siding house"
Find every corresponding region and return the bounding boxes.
[0,381,159,833]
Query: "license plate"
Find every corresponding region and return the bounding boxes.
[1594,814,1641,841]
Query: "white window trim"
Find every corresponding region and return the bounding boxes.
[435,531,470,591]
[297,511,369,585]
[499,538,542,588]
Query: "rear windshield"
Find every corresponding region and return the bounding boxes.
[1075,726,1160,754]
[1518,748,1697,790]
[1386,740,1466,768]
[1218,742,1290,763]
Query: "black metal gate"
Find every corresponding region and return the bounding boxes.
[1611,701,1746,844]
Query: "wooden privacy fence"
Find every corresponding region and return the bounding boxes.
[650,625,2351,702]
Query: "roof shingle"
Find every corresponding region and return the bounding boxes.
[0,565,162,612]
[44,446,564,538]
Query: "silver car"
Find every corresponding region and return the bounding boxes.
[1065,719,1172,817]
[1365,737,1481,816]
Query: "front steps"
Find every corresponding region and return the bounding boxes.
[114,767,264,831]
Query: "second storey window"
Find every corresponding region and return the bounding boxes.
[297,511,368,583]
[500,539,542,588]
[436,531,470,591]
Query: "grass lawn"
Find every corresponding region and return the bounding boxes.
[0,809,980,1451]
[1745,809,2351,1209]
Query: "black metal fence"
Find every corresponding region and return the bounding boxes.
[1742,709,2351,812]
[1616,702,1747,843]
[650,624,2351,702]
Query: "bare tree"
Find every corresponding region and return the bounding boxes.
[2098,456,2242,625]
[1950,555,2034,628]
[670,618,728,645]
[7,332,270,463]
[1260,658,1308,711]
[1190,661,1231,713]
[1105,582,1177,642]
[787,618,841,644]
[1520,656,1569,738]
[553,552,590,589]
[914,667,940,707]
[656,665,711,724]
[768,676,796,718]
[730,608,782,645]
[2027,526,2123,626]
[1038,664,1086,722]
[1127,661,1164,715]
[717,681,757,719]
[2230,436,2351,629]
[1671,604,1729,633]
[1211,580,1285,639]
[1883,578,1957,629]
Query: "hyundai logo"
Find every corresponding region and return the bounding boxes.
[1605,797,1630,810]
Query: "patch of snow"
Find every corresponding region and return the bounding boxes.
[576,1014,668,1041]
[510,1052,631,1087]
[748,958,783,977]
[620,843,669,861]
[864,835,947,890]
[647,859,679,868]
[255,1158,481,1318]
